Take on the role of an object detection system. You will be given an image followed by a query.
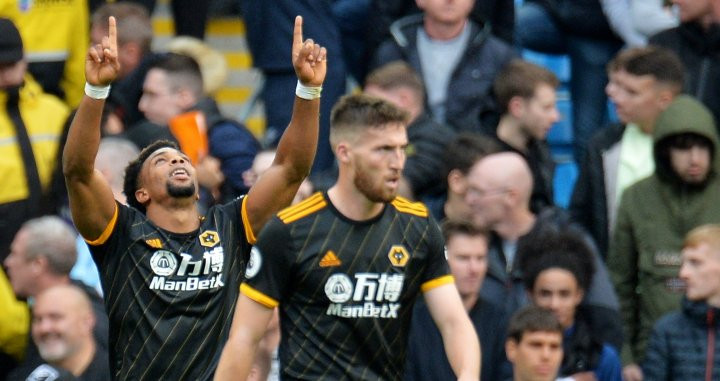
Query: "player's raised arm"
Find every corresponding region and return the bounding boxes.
[244,15,327,236]
[424,284,481,381]
[62,16,120,240]
[214,293,274,381]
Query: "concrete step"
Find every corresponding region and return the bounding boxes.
[150,0,266,138]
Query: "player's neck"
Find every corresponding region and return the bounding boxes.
[327,185,385,221]
[146,202,202,233]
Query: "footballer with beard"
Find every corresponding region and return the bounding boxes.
[62,16,327,380]
[214,94,481,381]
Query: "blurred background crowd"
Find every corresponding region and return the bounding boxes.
[3,0,720,380]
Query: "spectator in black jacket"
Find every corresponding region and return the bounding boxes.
[364,61,456,201]
[570,46,684,258]
[650,0,720,127]
[643,224,720,381]
[484,59,560,213]
[405,220,511,381]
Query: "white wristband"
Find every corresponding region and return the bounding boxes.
[85,82,111,100]
[295,81,322,100]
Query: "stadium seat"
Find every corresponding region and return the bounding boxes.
[553,160,578,209]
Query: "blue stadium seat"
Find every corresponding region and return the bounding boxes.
[547,94,574,162]
[553,161,578,209]
[607,99,619,123]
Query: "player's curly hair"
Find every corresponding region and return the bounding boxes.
[123,140,179,214]
[518,225,596,293]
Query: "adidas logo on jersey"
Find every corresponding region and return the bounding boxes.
[319,250,341,267]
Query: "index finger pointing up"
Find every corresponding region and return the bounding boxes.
[292,15,303,56]
[108,16,117,52]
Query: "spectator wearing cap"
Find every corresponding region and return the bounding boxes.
[0,18,70,264]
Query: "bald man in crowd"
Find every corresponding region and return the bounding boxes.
[464,152,621,347]
[26,285,109,380]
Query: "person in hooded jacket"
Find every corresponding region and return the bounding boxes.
[608,95,720,380]
[643,224,720,381]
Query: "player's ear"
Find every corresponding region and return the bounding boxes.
[335,142,351,164]
[135,188,149,204]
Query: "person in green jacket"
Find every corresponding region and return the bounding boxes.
[608,94,720,381]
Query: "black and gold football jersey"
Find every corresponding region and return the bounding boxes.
[87,197,254,380]
[242,192,452,380]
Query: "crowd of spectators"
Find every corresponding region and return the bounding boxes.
[3,0,720,380]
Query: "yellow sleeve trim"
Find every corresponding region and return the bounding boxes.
[391,198,429,217]
[85,204,119,246]
[241,196,256,245]
[240,283,279,308]
[421,275,455,293]
[278,192,326,224]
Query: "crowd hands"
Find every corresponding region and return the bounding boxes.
[3,0,720,380]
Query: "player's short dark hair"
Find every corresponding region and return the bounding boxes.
[507,305,563,343]
[441,132,500,179]
[123,140,179,213]
[329,94,409,147]
[518,225,596,293]
[441,219,488,243]
[148,52,204,98]
[624,45,684,93]
[493,59,559,114]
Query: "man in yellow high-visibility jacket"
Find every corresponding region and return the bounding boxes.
[0,17,70,263]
